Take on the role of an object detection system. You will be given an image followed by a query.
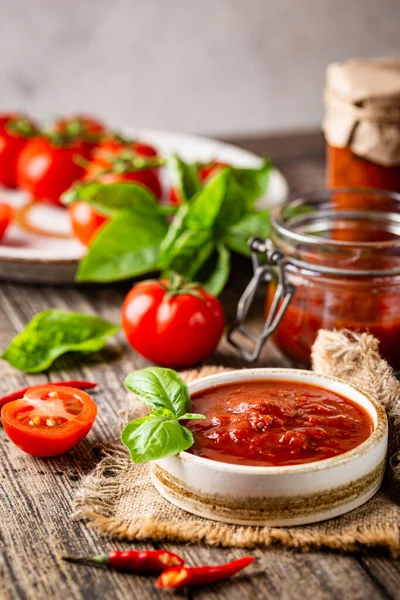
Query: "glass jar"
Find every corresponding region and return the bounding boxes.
[228,189,400,369]
[323,59,400,198]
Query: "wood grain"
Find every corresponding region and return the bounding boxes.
[1,132,400,600]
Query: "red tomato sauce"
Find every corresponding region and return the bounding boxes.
[267,223,400,369]
[187,381,373,467]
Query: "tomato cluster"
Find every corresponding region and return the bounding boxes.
[0,112,166,245]
[0,111,228,249]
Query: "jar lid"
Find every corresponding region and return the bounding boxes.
[323,58,400,166]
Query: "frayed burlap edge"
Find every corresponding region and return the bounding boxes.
[74,441,400,556]
[74,336,400,556]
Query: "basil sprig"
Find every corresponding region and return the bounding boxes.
[66,156,272,296]
[122,367,205,463]
[1,309,120,373]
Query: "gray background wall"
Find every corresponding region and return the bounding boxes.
[1,0,399,136]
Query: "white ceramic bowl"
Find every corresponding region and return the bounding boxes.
[151,368,388,526]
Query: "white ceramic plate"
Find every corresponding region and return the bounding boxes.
[0,129,289,284]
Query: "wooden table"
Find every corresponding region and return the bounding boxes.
[1,131,399,600]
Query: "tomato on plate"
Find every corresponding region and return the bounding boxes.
[87,139,162,199]
[122,278,225,367]
[0,112,38,188]
[17,136,90,206]
[52,114,106,149]
[1,385,97,457]
[85,162,162,201]
[93,137,158,161]
[0,201,13,241]
[68,201,108,246]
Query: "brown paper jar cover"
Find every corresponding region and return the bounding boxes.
[323,58,400,169]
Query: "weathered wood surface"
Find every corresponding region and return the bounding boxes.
[1,131,400,600]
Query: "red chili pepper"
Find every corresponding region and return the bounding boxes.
[0,380,98,408]
[64,549,185,573]
[156,556,255,589]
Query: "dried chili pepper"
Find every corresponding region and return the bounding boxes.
[156,556,255,589]
[64,549,185,573]
[0,380,98,408]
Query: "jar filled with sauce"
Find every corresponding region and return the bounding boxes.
[324,59,400,195]
[228,189,400,369]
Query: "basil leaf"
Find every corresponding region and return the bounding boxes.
[202,243,231,296]
[124,367,191,418]
[185,168,230,229]
[121,415,194,463]
[77,209,168,282]
[158,204,190,267]
[168,154,201,202]
[149,408,176,418]
[222,210,270,257]
[229,160,271,208]
[1,309,119,373]
[62,182,158,216]
[164,229,215,280]
[178,413,206,420]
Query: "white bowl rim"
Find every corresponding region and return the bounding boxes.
[178,368,388,475]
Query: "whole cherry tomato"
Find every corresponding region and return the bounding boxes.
[0,113,38,188]
[85,147,162,200]
[93,137,158,160]
[1,385,97,457]
[0,201,13,241]
[122,277,225,367]
[68,201,108,246]
[17,136,90,206]
[52,114,106,150]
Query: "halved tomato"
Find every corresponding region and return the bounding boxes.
[68,201,108,246]
[1,385,97,457]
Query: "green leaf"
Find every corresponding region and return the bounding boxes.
[212,161,271,231]
[158,204,190,267]
[168,154,201,202]
[164,229,215,280]
[222,210,270,257]
[185,168,230,229]
[202,243,231,296]
[178,413,206,420]
[76,209,168,282]
[1,309,119,373]
[229,160,271,208]
[121,415,194,463]
[62,182,158,216]
[124,367,191,418]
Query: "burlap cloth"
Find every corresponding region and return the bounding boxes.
[74,331,400,556]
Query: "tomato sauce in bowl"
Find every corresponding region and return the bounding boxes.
[187,380,373,467]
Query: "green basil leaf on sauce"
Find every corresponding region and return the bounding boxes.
[168,154,201,202]
[124,367,191,418]
[76,209,168,282]
[1,309,120,373]
[121,415,194,464]
[62,182,158,216]
[178,413,206,421]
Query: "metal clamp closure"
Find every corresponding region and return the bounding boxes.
[227,237,295,362]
